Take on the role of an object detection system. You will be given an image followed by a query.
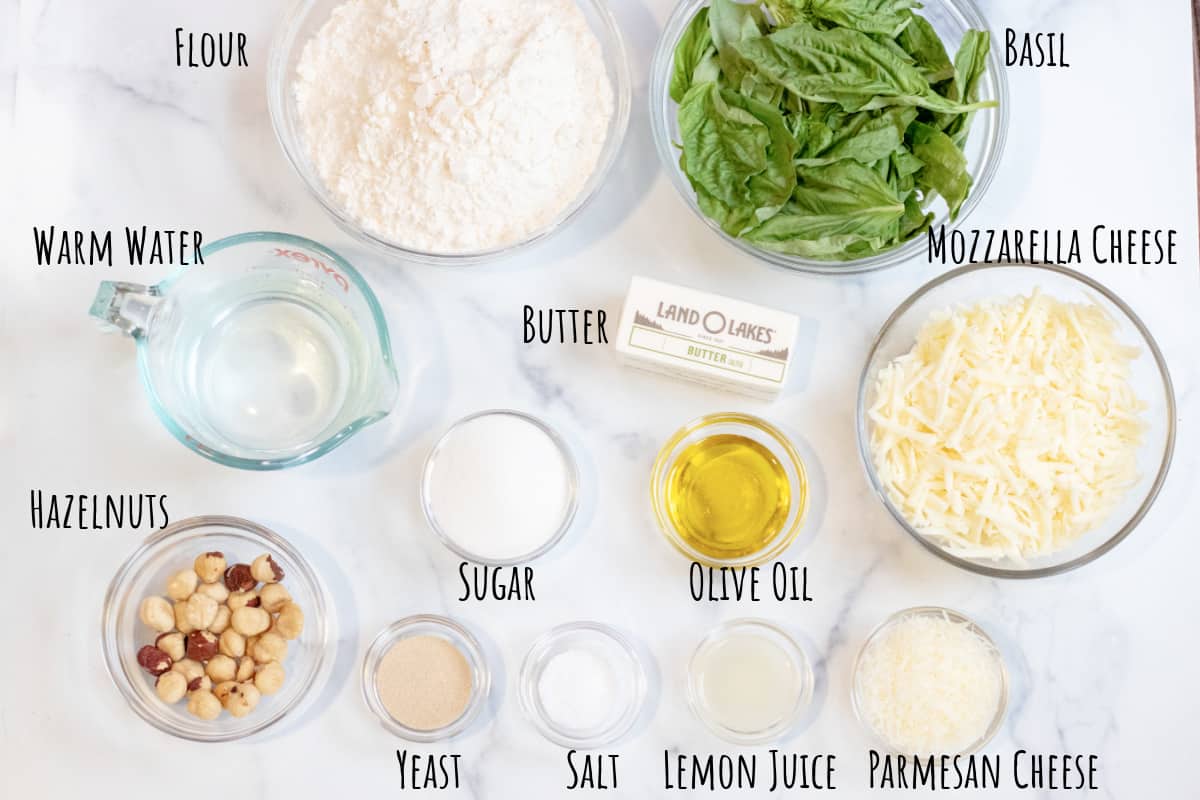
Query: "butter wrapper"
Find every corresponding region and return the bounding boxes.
[614,277,798,399]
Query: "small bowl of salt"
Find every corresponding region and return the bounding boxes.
[519,622,647,748]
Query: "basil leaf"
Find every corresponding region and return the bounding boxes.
[765,0,921,36]
[909,121,972,219]
[732,22,995,113]
[898,194,934,239]
[678,82,798,235]
[744,228,892,259]
[788,161,905,238]
[670,7,716,103]
[897,13,955,83]
[809,0,922,37]
[679,82,770,210]
[708,0,766,90]
[944,30,991,145]
[796,105,916,165]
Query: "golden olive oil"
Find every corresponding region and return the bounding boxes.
[665,434,791,560]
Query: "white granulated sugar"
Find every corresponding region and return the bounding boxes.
[426,413,573,561]
[294,0,614,253]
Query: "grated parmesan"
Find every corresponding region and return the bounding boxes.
[868,290,1146,561]
[855,611,1003,754]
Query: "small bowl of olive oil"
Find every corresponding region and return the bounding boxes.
[651,413,809,567]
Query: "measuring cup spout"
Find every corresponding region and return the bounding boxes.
[365,357,402,420]
[89,281,162,337]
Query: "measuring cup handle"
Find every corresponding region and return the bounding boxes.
[89,281,161,336]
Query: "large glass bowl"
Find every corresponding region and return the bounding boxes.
[649,0,1009,274]
[856,264,1176,578]
[101,516,333,741]
[267,0,631,266]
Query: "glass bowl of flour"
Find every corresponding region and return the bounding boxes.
[268,0,631,265]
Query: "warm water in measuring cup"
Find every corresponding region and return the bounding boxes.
[91,233,399,469]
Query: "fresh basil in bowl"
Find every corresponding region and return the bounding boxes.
[651,0,1007,273]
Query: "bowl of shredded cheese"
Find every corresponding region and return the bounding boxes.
[857,263,1175,578]
[852,606,1007,754]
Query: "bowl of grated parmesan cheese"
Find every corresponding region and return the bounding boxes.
[268,0,631,264]
[852,607,1007,755]
[857,263,1175,578]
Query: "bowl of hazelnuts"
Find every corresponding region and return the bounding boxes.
[101,515,332,741]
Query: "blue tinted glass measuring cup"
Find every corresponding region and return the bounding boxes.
[90,232,399,470]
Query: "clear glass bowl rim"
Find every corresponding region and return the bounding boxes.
[855,262,1178,579]
[651,411,809,567]
[850,605,1008,754]
[648,0,1011,275]
[100,515,333,742]
[421,409,581,566]
[518,621,648,748]
[360,614,492,742]
[266,0,633,266]
[131,231,399,471]
[687,617,814,745]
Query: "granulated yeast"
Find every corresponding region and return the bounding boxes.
[377,634,474,730]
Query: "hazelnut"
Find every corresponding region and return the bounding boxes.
[259,583,291,613]
[227,590,260,612]
[235,656,256,682]
[195,581,229,604]
[254,661,285,695]
[155,670,188,704]
[187,689,222,720]
[251,553,285,584]
[185,630,219,661]
[251,632,288,664]
[187,675,212,694]
[138,596,174,633]
[209,605,231,635]
[136,645,173,676]
[213,680,238,704]
[231,606,271,636]
[206,654,237,682]
[165,568,199,601]
[275,602,305,640]
[183,593,219,631]
[154,632,185,662]
[194,551,226,584]
[223,682,261,718]
[171,658,205,683]
[173,600,195,635]
[224,563,256,592]
[219,629,246,658]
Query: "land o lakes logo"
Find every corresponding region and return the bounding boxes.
[635,305,790,360]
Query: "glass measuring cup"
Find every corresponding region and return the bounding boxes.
[90,232,399,470]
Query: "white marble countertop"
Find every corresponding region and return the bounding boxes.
[4,0,1199,797]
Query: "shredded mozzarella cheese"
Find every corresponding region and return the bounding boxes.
[869,290,1146,561]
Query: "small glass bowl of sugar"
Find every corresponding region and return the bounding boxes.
[519,622,647,748]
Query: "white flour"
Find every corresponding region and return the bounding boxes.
[294,0,614,253]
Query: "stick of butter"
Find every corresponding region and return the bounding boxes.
[614,276,799,399]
